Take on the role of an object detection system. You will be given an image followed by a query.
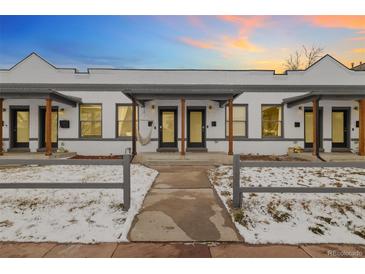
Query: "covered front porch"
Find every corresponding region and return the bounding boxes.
[283,90,365,157]
[0,88,81,156]
[122,84,244,156]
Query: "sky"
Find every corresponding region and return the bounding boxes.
[0,15,364,73]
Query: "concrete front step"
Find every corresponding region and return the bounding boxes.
[133,152,233,165]
[143,160,221,166]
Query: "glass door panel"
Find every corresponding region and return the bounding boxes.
[332,110,349,149]
[162,111,175,143]
[16,111,30,144]
[50,112,58,143]
[189,111,202,143]
[332,112,344,143]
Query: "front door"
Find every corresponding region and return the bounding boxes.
[332,108,350,149]
[158,108,177,148]
[10,107,30,148]
[39,107,58,149]
[187,108,206,148]
[304,108,323,149]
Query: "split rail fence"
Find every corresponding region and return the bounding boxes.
[0,154,131,210]
[232,154,365,208]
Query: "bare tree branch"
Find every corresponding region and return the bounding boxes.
[284,45,324,70]
[285,50,301,70]
[303,45,324,68]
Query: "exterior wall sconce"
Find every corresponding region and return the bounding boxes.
[208,105,213,110]
[151,104,155,110]
[354,106,358,111]
[2,108,6,112]
[297,106,303,114]
[59,108,65,116]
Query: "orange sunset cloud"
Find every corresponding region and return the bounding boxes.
[178,37,215,49]
[306,16,365,30]
[218,15,268,35]
[353,48,365,53]
[223,36,262,52]
[178,35,262,54]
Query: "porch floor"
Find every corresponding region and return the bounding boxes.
[320,152,365,162]
[133,152,233,166]
[0,152,76,160]
[289,152,365,162]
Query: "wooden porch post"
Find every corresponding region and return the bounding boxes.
[45,98,53,156]
[359,99,365,156]
[228,98,233,155]
[0,98,3,156]
[132,99,137,156]
[312,96,320,157]
[180,97,185,156]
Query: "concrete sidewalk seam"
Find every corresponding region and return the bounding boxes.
[298,245,313,258]
[41,244,58,258]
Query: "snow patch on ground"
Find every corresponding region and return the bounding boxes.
[0,164,158,243]
[208,166,365,244]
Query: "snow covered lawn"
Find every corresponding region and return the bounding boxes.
[209,166,365,244]
[0,164,158,243]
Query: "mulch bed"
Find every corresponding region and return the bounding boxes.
[240,154,308,161]
[70,155,123,159]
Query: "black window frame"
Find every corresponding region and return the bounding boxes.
[225,104,248,139]
[261,104,284,138]
[115,103,139,139]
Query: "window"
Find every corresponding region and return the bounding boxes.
[116,105,138,138]
[80,104,102,138]
[262,105,283,137]
[226,105,247,137]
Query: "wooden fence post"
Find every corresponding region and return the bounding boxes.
[233,154,241,208]
[123,154,131,210]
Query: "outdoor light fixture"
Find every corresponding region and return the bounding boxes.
[354,106,359,111]
[59,108,65,116]
[208,105,213,110]
[151,104,155,110]
[2,108,6,112]
[298,106,302,110]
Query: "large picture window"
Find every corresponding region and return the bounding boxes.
[261,105,283,137]
[117,105,138,137]
[226,105,247,137]
[79,104,102,138]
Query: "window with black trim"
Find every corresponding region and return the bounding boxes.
[116,105,138,138]
[225,105,247,137]
[261,105,283,137]
[79,104,102,138]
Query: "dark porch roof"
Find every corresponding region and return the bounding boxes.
[283,90,365,108]
[121,84,244,107]
[0,88,82,107]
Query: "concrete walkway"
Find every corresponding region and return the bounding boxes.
[128,165,241,242]
[0,242,363,258]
